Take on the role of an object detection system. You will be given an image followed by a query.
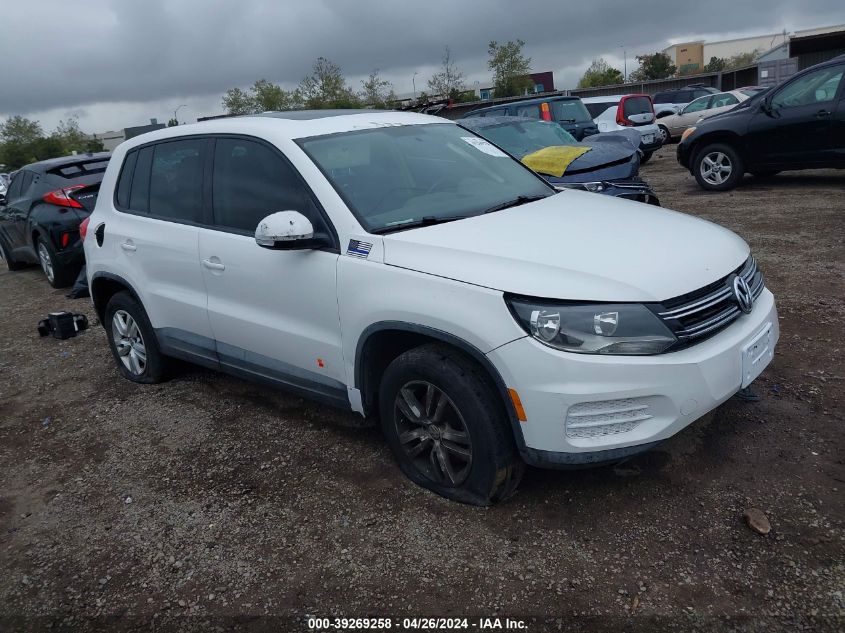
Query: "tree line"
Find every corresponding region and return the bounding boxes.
[578,49,761,89]
[0,116,104,171]
[221,40,534,114]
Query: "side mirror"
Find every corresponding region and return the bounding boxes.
[255,211,328,250]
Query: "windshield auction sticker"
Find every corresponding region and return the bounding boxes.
[460,137,508,157]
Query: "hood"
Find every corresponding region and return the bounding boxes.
[382,192,748,302]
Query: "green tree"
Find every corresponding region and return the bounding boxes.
[577,58,624,88]
[52,117,87,151]
[630,52,677,81]
[0,116,46,168]
[704,56,726,72]
[299,57,360,109]
[427,47,466,99]
[360,69,396,109]
[222,86,257,115]
[251,79,296,111]
[725,50,760,70]
[488,39,533,97]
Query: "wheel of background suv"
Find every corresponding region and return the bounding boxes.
[657,125,670,145]
[0,236,26,271]
[693,143,744,191]
[752,170,780,180]
[36,235,76,288]
[104,292,168,384]
[379,343,524,505]
[640,151,653,165]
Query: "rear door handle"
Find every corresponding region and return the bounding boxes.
[120,241,136,252]
[202,258,225,271]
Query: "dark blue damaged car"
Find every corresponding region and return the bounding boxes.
[460,116,660,205]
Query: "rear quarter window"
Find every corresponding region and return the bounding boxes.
[584,102,615,118]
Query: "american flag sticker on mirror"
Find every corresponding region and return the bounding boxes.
[347,240,372,259]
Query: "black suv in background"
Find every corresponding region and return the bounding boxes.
[0,152,109,286]
[677,55,844,191]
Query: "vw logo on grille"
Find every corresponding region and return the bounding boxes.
[731,275,754,314]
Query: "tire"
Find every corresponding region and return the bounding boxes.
[752,170,780,179]
[0,236,27,271]
[640,151,653,165]
[693,143,744,191]
[104,292,168,384]
[657,125,671,145]
[379,343,524,505]
[36,235,76,288]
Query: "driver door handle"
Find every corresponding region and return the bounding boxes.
[202,258,225,271]
[815,109,832,118]
[120,241,137,252]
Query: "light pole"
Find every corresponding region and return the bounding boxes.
[173,104,187,125]
[412,72,418,99]
[620,45,627,82]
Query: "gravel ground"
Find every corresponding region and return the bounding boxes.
[1,145,844,632]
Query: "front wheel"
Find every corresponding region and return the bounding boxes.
[693,143,744,191]
[640,151,653,165]
[379,343,524,505]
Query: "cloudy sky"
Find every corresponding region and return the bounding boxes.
[2,0,843,134]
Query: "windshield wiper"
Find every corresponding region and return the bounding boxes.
[481,194,549,215]
[371,215,468,234]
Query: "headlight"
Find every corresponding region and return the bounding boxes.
[506,298,677,355]
[554,181,605,193]
[681,126,697,142]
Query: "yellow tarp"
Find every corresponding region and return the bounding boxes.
[521,145,592,178]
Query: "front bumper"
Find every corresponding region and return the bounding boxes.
[677,140,693,169]
[488,289,778,467]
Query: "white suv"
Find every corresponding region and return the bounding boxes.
[85,110,778,505]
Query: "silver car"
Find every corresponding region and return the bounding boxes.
[656,90,751,143]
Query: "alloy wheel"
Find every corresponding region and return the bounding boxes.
[393,380,473,486]
[659,126,669,144]
[38,242,54,283]
[700,151,733,186]
[112,310,147,375]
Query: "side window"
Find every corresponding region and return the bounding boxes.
[771,65,844,109]
[6,172,23,199]
[115,150,138,209]
[129,146,153,213]
[712,93,739,108]
[149,139,206,223]
[684,96,711,113]
[212,137,325,234]
[515,104,541,119]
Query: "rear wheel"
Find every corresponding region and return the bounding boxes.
[104,292,168,383]
[36,236,76,288]
[0,236,26,271]
[693,143,744,191]
[379,343,524,505]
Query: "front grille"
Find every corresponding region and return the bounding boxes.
[565,398,653,439]
[656,257,764,347]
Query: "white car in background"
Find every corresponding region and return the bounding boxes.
[581,94,663,163]
[84,110,777,505]
[656,90,752,143]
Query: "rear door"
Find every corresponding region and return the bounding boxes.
[198,136,346,403]
[747,63,844,167]
[110,138,216,356]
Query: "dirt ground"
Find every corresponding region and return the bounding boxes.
[1,145,844,632]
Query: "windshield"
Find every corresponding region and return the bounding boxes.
[298,123,552,233]
[472,120,577,157]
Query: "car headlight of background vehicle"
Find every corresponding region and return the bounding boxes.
[506,298,677,355]
[554,181,605,193]
[681,126,697,142]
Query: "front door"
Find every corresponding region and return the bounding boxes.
[747,63,844,167]
[198,136,346,405]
